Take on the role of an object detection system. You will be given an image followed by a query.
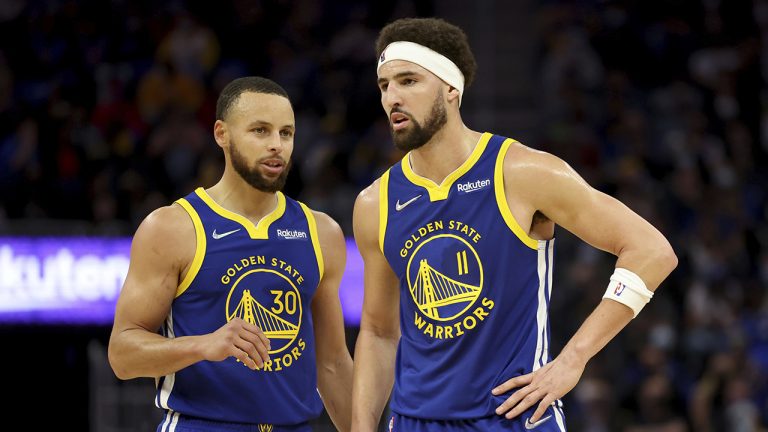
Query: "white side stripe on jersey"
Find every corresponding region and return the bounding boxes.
[539,240,566,431]
[158,310,176,410]
[542,241,554,368]
[160,410,172,432]
[533,240,553,371]
[532,242,545,372]
[167,411,180,431]
[553,403,567,431]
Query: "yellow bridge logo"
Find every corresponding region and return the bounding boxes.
[410,259,481,320]
[226,268,303,355]
[406,234,484,322]
[229,289,299,341]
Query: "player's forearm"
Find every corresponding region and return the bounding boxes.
[558,299,633,368]
[559,239,677,370]
[108,329,205,379]
[351,328,398,431]
[318,353,354,432]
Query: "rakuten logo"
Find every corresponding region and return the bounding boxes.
[457,178,490,193]
[277,229,308,240]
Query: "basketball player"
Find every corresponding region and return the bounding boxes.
[351,18,677,431]
[109,77,353,432]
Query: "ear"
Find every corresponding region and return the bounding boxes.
[447,86,461,105]
[213,120,228,149]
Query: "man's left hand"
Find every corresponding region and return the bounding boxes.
[492,355,585,423]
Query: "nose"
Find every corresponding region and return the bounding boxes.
[266,132,283,153]
[382,85,403,111]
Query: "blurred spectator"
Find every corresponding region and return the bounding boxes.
[625,372,688,432]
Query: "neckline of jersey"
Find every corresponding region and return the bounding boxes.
[194,187,286,239]
[400,132,492,201]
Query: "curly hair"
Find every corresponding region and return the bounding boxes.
[216,77,290,120]
[376,18,477,88]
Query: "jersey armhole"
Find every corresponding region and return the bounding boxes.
[174,198,207,297]
[378,169,391,254]
[299,202,324,280]
[493,139,540,250]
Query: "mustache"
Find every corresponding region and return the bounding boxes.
[389,106,413,118]
[256,156,288,164]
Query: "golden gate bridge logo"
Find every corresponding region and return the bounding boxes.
[410,259,481,319]
[226,269,302,354]
[406,234,484,321]
[228,289,299,340]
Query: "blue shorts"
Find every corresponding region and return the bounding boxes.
[388,405,566,431]
[156,411,311,432]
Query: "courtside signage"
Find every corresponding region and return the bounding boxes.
[0,237,364,325]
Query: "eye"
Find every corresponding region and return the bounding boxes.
[280,129,294,138]
[402,78,416,86]
[253,127,266,134]
[379,82,388,92]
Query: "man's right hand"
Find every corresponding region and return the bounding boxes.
[201,318,272,369]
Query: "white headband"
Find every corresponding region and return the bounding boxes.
[377,41,465,106]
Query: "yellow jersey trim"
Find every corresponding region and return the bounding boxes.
[401,132,492,201]
[195,187,285,239]
[175,198,207,298]
[299,202,324,280]
[494,139,540,250]
[378,169,390,254]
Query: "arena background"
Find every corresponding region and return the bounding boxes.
[1,0,767,430]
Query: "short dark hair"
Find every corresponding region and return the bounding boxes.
[216,77,290,120]
[376,18,477,88]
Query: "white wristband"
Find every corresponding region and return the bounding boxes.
[602,268,654,318]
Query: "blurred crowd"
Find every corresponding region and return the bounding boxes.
[0,0,416,234]
[537,2,768,431]
[0,0,766,431]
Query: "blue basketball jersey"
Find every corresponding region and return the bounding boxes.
[380,133,565,428]
[155,187,324,426]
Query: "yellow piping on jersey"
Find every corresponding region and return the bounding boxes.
[174,198,207,297]
[378,169,390,254]
[494,139,540,250]
[401,132,492,201]
[195,188,286,239]
[299,202,324,280]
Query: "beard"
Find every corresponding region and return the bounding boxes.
[229,139,291,193]
[390,91,448,152]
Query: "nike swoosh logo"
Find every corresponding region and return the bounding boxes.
[524,415,552,430]
[395,194,422,211]
[212,228,241,239]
